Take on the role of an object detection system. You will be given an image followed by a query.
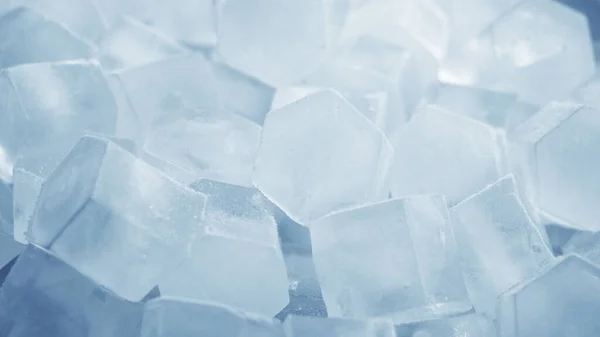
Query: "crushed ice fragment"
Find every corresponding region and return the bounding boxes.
[450,175,553,317]
[254,90,393,225]
[141,298,284,337]
[28,135,207,302]
[497,255,600,337]
[0,245,144,337]
[391,105,506,205]
[311,195,471,322]
[159,179,289,316]
[510,101,600,231]
[283,315,396,337]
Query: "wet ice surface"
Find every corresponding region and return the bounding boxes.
[0,0,599,336]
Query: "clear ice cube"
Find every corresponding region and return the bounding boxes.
[496,255,600,337]
[450,175,554,317]
[283,315,396,337]
[96,18,185,73]
[510,101,600,231]
[159,179,289,317]
[28,135,207,301]
[0,245,144,337]
[216,0,345,86]
[311,195,471,322]
[391,105,505,205]
[141,298,284,337]
[0,8,91,68]
[395,314,496,337]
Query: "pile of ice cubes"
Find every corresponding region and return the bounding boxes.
[0,0,599,336]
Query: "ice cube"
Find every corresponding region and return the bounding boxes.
[141,298,284,337]
[96,18,185,73]
[159,179,289,317]
[572,70,600,110]
[142,113,261,187]
[216,0,346,86]
[311,195,471,322]
[562,231,600,266]
[0,8,91,68]
[254,90,393,225]
[510,101,600,231]
[283,315,395,337]
[450,176,554,317]
[106,74,143,148]
[391,105,505,205]
[28,135,207,302]
[395,314,495,337]
[0,234,23,270]
[497,255,600,337]
[116,54,221,139]
[0,245,144,337]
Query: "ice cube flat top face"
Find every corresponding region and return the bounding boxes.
[254,90,393,225]
[159,179,289,316]
[143,114,261,187]
[488,0,595,104]
[392,105,504,205]
[0,8,91,69]
[450,176,553,316]
[30,136,207,301]
[0,245,143,337]
[532,105,600,231]
[311,196,469,321]
[141,298,284,337]
[497,256,600,337]
[283,315,396,337]
[216,0,330,86]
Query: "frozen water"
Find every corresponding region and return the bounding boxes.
[0,245,144,337]
[311,195,471,322]
[427,83,536,131]
[96,18,185,73]
[572,70,600,110]
[0,8,91,68]
[116,54,220,139]
[0,234,23,270]
[443,0,596,105]
[450,176,554,317]
[545,224,578,256]
[283,315,395,337]
[303,36,425,132]
[497,255,600,337]
[563,231,600,266]
[143,113,261,187]
[216,0,346,86]
[106,74,143,148]
[28,135,207,301]
[510,101,600,231]
[159,179,289,316]
[141,298,284,337]
[96,0,217,47]
[391,105,505,205]
[0,0,106,44]
[395,314,495,337]
[254,90,393,225]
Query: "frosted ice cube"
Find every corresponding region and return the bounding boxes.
[497,255,600,337]
[117,54,220,139]
[395,314,495,337]
[143,113,261,187]
[96,18,185,73]
[283,315,395,337]
[141,298,284,337]
[28,135,207,301]
[0,8,91,68]
[159,179,288,317]
[0,245,144,337]
[450,176,554,317]
[391,105,505,205]
[311,195,471,322]
[216,0,346,86]
[0,0,106,44]
[563,231,600,266]
[254,90,393,225]
[510,101,600,231]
